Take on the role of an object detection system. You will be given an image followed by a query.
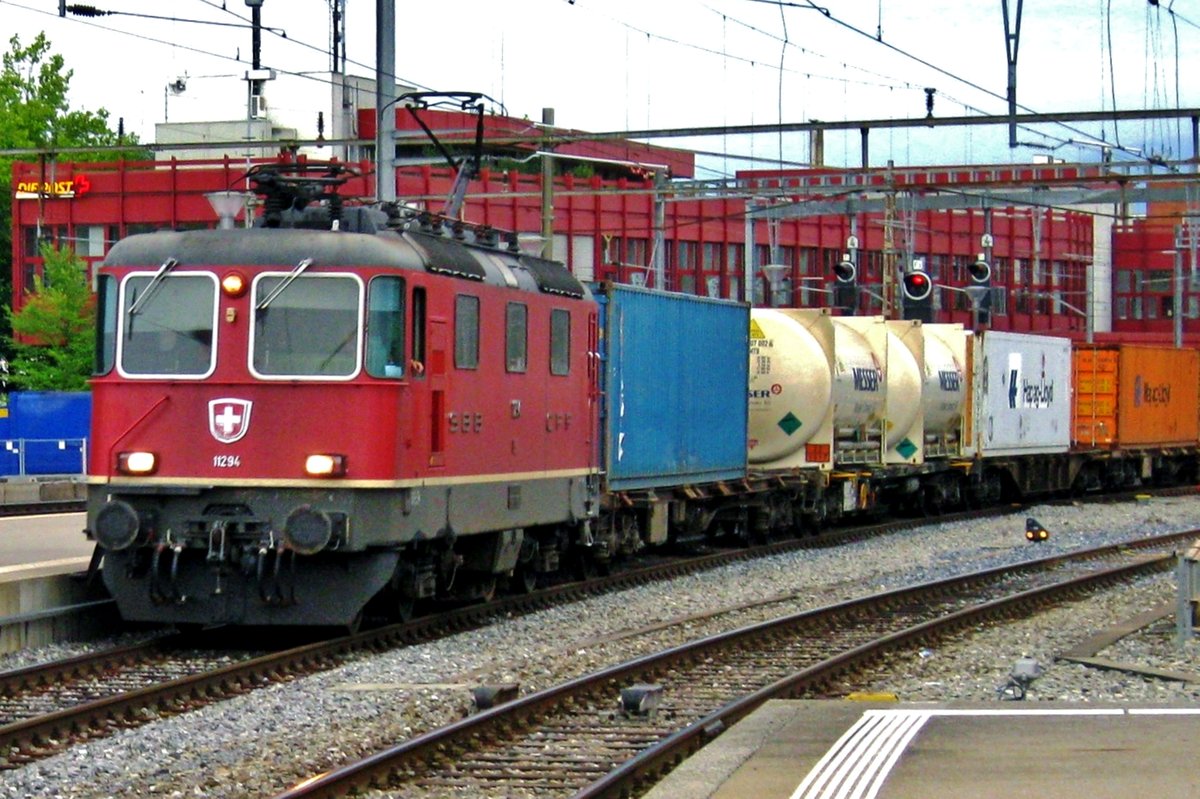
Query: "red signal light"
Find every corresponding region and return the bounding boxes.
[902,270,933,301]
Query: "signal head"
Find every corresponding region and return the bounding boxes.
[968,258,992,285]
[901,269,932,301]
[834,259,856,284]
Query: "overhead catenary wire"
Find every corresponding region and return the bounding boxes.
[741,0,1168,163]
[5,0,1194,177]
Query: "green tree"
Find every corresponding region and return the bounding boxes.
[5,244,95,391]
[0,32,144,336]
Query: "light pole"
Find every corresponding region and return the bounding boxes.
[761,264,789,307]
[164,77,186,123]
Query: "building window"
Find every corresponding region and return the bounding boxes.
[455,294,480,369]
[703,242,721,270]
[506,302,527,373]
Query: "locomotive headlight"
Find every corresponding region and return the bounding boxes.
[221,272,248,297]
[305,453,347,477]
[117,451,157,475]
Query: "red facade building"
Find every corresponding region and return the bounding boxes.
[9,151,1102,342]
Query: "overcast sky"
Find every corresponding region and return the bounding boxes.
[4,0,1199,175]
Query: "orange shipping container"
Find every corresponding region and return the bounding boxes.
[1073,344,1200,448]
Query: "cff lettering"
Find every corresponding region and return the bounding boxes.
[938,370,961,392]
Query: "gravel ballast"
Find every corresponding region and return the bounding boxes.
[3,495,1200,797]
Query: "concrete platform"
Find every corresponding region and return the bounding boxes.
[645,700,1200,799]
[0,511,113,652]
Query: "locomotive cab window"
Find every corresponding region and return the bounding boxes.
[506,302,527,373]
[411,286,426,377]
[119,272,217,377]
[455,294,480,369]
[251,273,362,379]
[550,308,571,376]
[366,276,405,378]
[95,273,117,375]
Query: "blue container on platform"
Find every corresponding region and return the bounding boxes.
[597,284,749,491]
[0,392,91,476]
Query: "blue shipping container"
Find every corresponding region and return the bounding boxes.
[0,392,91,476]
[598,284,748,490]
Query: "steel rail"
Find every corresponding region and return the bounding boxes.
[269,529,1192,799]
[0,502,1005,767]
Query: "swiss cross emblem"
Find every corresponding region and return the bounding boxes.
[208,398,253,444]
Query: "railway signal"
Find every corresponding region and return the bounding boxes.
[967,253,992,326]
[832,253,857,314]
[1025,516,1050,542]
[901,259,933,322]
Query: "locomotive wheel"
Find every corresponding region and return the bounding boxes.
[511,565,538,594]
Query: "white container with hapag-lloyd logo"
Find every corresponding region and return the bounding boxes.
[972,330,1072,456]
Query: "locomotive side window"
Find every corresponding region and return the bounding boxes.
[411,287,426,376]
[120,273,217,377]
[366,276,406,378]
[95,274,117,375]
[454,294,480,369]
[506,302,527,373]
[251,274,362,379]
[550,308,571,376]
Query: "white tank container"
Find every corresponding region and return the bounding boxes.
[834,318,925,464]
[829,319,886,435]
[921,324,968,440]
[747,310,832,464]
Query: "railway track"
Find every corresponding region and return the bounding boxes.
[0,505,915,768]
[0,501,1033,769]
[0,497,1188,774]
[268,529,1195,799]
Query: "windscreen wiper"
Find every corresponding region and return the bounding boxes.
[256,258,314,311]
[127,257,179,316]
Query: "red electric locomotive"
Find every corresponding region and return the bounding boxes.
[86,163,599,627]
